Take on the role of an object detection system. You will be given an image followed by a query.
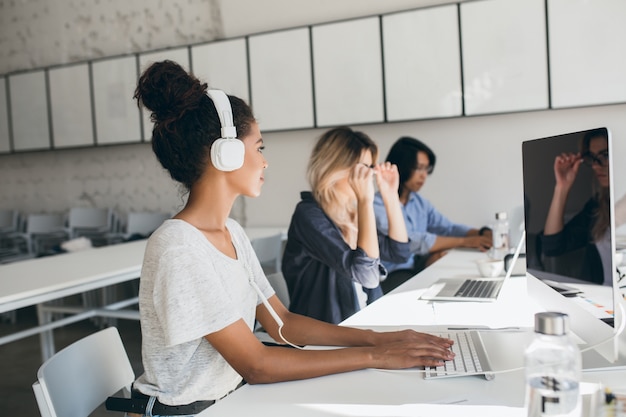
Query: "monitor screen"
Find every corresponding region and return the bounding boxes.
[522,127,623,365]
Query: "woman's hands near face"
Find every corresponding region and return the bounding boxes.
[554,152,582,189]
[374,162,400,199]
[349,163,375,203]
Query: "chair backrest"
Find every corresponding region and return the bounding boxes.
[26,213,66,234]
[32,327,135,417]
[266,272,290,308]
[125,211,170,237]
[67,207,112,230]
[250,233,283,274]
[0,209,18,232]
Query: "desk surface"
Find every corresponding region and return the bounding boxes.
[0,226,286,314]
[199,250,626,416]
[0,239,147,313]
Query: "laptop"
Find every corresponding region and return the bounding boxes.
[419,230,525,302]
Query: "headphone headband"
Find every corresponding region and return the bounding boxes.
[206,89,244,172]
[207,89,237,139]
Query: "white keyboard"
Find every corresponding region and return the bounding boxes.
[424,331,495,380]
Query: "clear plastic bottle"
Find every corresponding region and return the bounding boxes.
[525,312,582,417]
[491,211,510,260]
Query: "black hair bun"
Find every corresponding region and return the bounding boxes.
[134,60,207,123]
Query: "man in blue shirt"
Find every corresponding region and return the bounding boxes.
[374,136,492,293]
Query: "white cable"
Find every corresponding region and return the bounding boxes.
[247,271,304,350]
[580,300,626,354]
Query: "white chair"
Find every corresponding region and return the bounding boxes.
[0,209,25,263]
[251,233,284,274]
[66,207,116,246]
[109,211,170,243]
[0,209,18,233]
[14,213,68,256]
[32,327,134,417]
[266,271,290,308]
[254,272,290,345]
[126,211,169,237]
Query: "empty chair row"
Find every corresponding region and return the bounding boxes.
[0,208,171,262]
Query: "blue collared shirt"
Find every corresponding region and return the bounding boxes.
[374,191,471,272]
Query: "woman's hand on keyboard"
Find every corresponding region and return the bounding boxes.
[370,330,456,369]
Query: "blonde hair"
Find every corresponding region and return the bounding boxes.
[307,127,378,248]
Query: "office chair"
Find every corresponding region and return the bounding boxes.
[32,327,134,417]
[250,233,284,274]
[108,211,170,243]
[266,271,290,308]
[66,207,115,246]
[253,272,290,345]
[14,213,68,256]
[0,209,27,264]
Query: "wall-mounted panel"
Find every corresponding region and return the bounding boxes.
[9,70,50,151]
[383,5,462,121]
[49,63,94,148]
[249,27,314,131]
[461,0,548,115]
[312,17,384,127]
[191,38,250,104]
[548,0,626,108]
[92,56,142,145]
[138,47,190,141]
[0,78,10,153]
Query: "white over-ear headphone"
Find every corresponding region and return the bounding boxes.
[206,89,245,172]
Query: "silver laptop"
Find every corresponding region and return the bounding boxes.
[420,231,525,302]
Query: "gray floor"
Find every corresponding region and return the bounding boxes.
[0,304,143,416]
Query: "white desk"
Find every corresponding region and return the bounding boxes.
[0,226,285,361]
[199,250,626,416]
[0,239,147,361]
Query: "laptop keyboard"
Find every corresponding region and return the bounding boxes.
[455,279,501,298]
[424,331,494,380]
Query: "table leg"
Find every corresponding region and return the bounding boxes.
[36,303,55,362]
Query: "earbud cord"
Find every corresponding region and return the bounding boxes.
[247,265,304,350]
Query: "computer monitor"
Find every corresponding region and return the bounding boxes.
[522,127,625,368]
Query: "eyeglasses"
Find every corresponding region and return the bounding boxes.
[581,150,609,167]
[415,164,433,175]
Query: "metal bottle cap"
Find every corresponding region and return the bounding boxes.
[534,312,570,335]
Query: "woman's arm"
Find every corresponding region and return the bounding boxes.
[351,163,379,258]
[288,199,380,289]
[429,234,492,253]
[207,296,454,384]
[375,162,408,244]
[544,153,582,235]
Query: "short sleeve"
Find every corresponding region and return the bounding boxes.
[151,244,243,347]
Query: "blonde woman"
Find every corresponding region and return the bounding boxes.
[282,127,411,324]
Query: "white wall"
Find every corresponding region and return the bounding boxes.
[0,0,222,74]
[1,0,624,236]
[217,0,626,234]
[248,104,626,236]
[220,0,459,38]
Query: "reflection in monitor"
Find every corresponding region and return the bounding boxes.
[522,127,625,367]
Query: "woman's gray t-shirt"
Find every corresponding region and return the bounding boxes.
[133,218,274,405]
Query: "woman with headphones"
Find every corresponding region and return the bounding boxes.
[119,61,454,416]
